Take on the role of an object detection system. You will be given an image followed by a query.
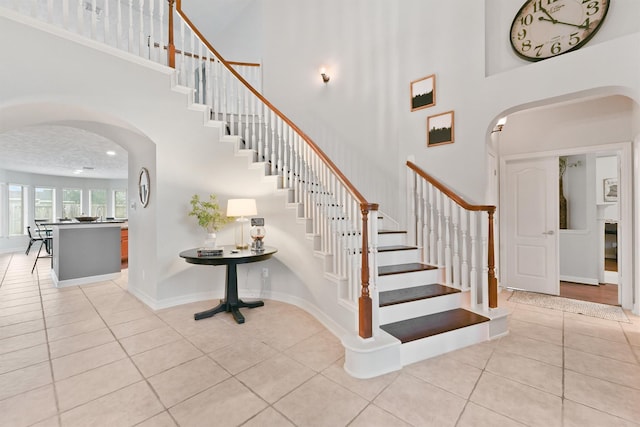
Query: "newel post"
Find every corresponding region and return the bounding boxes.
[167,0,176,68]
[487,209,498,308]
[359,203,377,339]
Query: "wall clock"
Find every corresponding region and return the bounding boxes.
[138,167,150,208]
[510,0,609,62]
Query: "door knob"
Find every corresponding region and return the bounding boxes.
[542,230,555,235]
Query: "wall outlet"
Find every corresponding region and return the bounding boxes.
[262,268,269,278]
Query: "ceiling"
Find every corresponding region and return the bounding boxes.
[0,125,128,179]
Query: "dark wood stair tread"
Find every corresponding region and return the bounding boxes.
[379,284,460,307]
[378,245,418,252]
[381,308,489,344]
[379,229,407,234]
[379,263,437,276]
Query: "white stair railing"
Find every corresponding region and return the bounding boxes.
[1,0,379,339]
[407,161,497,312]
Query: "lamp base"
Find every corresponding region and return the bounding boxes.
[234,217,250,250]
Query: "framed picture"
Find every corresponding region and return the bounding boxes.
[603,178,618,202]
[410,74,436,111]
[427,110,454,147]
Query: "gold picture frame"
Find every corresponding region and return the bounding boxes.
[410,74,436,111]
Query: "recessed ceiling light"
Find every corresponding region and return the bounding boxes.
[106,150,116,156]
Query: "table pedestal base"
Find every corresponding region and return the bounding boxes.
[194,299,264,324]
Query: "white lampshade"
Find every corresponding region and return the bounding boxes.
[226,199,257,217]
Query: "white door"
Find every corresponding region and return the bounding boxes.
[505,157,559,295]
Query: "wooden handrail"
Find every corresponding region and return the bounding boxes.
[407,160,498,308]
[173,0,376,337]
[154,41,260,67]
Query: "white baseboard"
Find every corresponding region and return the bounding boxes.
[52,270,121,288]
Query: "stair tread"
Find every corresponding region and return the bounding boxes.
[378,245,418,252]
[379,263,437,276]
[379,229,407,234]
[381,308,490,344]
[379,284,460,307]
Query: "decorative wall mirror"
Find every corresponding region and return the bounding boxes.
[138,167,150,208]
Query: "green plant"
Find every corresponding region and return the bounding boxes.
[188,194,233,233]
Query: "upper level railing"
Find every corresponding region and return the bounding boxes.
[1,0,378,338]
[407,161,497,311]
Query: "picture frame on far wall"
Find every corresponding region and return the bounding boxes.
[410,74,436,111]
[427,110,454,147]
[603,178,618,202]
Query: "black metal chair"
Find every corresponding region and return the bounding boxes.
[25,226,44,255]
[31,233,53,274]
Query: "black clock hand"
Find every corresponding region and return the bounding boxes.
[538,5,557,23]
[539,16,588,29]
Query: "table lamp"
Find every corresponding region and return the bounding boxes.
[226,198,257,249]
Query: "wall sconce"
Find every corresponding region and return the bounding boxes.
[492,116,508,133]
[320,67,330,84]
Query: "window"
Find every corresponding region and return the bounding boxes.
[114,190,127,219]
[90,189,107,218]
[62,188,82,218]
[35,187,55,222]
[8,184,25,235]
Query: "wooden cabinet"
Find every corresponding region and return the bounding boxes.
[121,228,128,262]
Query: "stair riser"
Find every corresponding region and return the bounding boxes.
[400,322,490,366]
[379,293,462,325]
[377,249,421,266]
[376,268,444,292]
[378,233,407,247]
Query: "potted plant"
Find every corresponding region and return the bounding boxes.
[188,194,233,247]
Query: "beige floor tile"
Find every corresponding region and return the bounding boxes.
[405,353,482,399]
[257,312,325,351]
[0,343,49,375]
[508,318,563,345]
[135,411,178,427]
[207,337,277,375]
[510,307,564,329]
[101,306,154,326]
[564,317,628,343]
[43,299,94,318]
[148,355,230,408]
[564,370,640,423]
[48,328,114,359]
[184,320,255,354]
[374,373,466,427]
[55,358,142,411]
[285,330,344,372]
[564,332,636,363]
[0,329,46,355]
[242,407,295,427]
[0,289,39,300]
[51,341,127,380]
[1,302,42,317]
[43,309,99,329]
[0,384,58,427]
[349,404,412,427]
[118,326,181,356]
[109,314,166,339]
[495,333,563,367]
[132,338,203,378]
[31,415,61,427]
[46,315,106,342]
[0,361,52,401]
[446,340,498,370]
[470,372,562,427]
[321,357,399,401]
[0,309,43,327]
[275,375,368,427]
[169,377,267,427]
[563,399,638,427]
[0,318,44,339]
[485,351,563,396]
[457,402,526,427]
[621,322,640,346]
[60,381,164,427]
[565,347,640,389]
[0,295,41,308]
[236,354,315,403]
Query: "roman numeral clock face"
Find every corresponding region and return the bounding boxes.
[510,0,609,61]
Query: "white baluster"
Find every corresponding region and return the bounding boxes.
[470,211,479,309]
[270,113,276,175]
[421,179,429,263]
[138,0,145,57]
[77,0,84,36]
[62,0,69,30]
[128,0,134,53]
[205,51,212,113]
[116,0,122,49]
[436,190,444,266]
[428,184,436,266]
[480,211,490,312]
[197,42,203,104]
[189,32,195,99]
[444,198,452,285]
[407,169,417,247]
[103,1,110,46]
[179,20,185,85]
[90,0,97,40]
[452,204,461,288]
[158,0,164,65]
[148,0,155,61]
[460,209,470,290]
[47,0,53,23]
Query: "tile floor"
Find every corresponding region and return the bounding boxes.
[1,252,640,427]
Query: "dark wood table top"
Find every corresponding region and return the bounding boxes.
[179,245,277,266]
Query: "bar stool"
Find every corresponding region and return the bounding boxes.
[31,234,53,274]
[25,226,44,255]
